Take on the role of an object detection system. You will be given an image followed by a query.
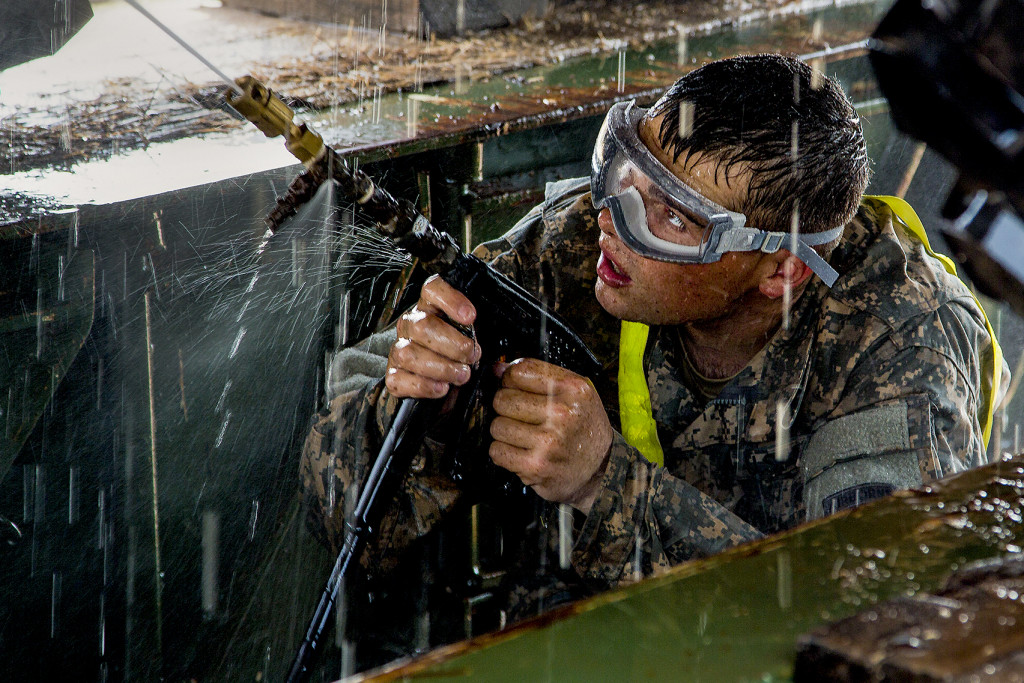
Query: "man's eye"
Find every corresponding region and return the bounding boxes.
[666,210,685,229]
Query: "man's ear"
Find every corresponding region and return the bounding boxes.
[759,252,813,299]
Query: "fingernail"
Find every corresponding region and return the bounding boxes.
[456,364,471,383]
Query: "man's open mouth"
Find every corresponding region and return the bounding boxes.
[597,249,632,286]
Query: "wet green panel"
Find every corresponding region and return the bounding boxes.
[365,458,1023,681]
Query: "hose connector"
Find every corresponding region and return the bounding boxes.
[227,75,326,167]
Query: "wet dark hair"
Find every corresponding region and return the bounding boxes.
[650,53,869,252]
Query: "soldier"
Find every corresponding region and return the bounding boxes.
[301,53,1006,650]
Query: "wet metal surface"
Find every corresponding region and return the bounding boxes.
[795,555,1024,680]
[0,171,336,679]
[355,454,1024,682]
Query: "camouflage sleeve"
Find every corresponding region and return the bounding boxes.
[571,432,761,588]
[298,377,465,575]
[324,327,395,400]
[802,296,995,520]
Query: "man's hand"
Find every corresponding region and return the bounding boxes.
[385,275,482,399]
[489,358,613,514]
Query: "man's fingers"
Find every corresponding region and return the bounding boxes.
[488,440,538,486]
[490,415,545,449]
[384,366,449,399]
[389,339,473,385]
[489,357,613,512]
[499,357,585,395]
[491,387,551,425]
[420,275,476,326]
[395,311,479,365]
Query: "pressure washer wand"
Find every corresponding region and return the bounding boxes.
[226,76,462,271]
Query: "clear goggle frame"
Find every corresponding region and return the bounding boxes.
[590,101,843,286]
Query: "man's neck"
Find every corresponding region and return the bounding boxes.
[678,292,801,379]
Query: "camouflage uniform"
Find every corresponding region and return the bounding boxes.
[301,176,1002,618]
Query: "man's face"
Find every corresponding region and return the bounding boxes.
[594,112,767,326]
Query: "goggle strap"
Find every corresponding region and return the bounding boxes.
[787,224,843,287]
[715,224,844,287]
[796,224,846,246]
[793,241,841,287]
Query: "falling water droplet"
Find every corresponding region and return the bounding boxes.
[407,96,420,137]
[202,510,220,618]
[59,251,71,302]
[775,400,791,462]
[216,379,232,414]
[98,592,107,658]
[810,57,824,90]
[777,551,792,610]
[23,464,36,524]
[617,48,626,94]
[173,350,186,419]
[248,499,260,541]
[811,17,824,43]
[373,85,383,125]
[153,210,166,249]
[68,466,79,526]
[340,289,352,346]
[214,410,232,448]
[558,504,572,570]
[51,571,62,638]
[60,110,72,152]
[784,203,799,331]
[456,0,466,35]
[35,286,44,360]
[678,101,694,139]
[229,327,246,359]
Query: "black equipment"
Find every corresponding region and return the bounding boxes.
[869,0,1024,317]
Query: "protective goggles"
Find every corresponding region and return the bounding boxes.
[590,101,844,286]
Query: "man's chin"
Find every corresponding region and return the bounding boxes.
[595,280,630,321]
[595,281,680,326]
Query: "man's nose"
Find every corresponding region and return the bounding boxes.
[597,207,615,235]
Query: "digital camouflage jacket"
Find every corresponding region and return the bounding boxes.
[301,176,1003,611]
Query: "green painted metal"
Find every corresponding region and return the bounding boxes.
[361,456,1024,681]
